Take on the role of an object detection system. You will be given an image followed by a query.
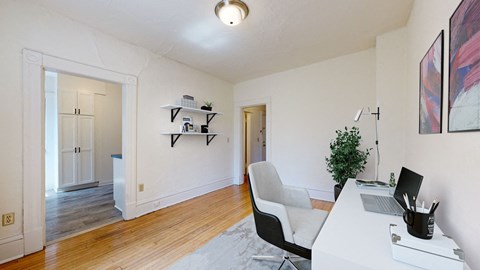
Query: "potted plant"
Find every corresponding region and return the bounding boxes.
[201,101,213,111]
[325,126,370,200]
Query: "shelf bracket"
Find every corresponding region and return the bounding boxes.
[171,134,182,147]
[170,107,182,122]
[206,134,217,146]
[206,113,217,125]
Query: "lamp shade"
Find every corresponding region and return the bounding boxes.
[215,0,249,26]
[354,108,364,122]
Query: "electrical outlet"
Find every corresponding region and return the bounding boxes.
[139,184,144,192]
[2,213,15,226]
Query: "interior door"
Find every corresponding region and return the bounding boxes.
[77,115,95,184]
[58,114,77,187]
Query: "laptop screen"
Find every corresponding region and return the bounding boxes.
[393,167,424,210]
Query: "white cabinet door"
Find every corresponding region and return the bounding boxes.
[78,91,94,115]
[58,90,77,115]
[58,114,77,187]
[58,90,95,115]
[77,116,95,184]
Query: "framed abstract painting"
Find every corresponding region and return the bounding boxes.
[449,0,480,132]
[419,31,443,134]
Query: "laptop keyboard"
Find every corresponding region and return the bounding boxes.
[375,196,402,213]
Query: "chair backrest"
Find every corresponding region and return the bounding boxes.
[248,161,284,204]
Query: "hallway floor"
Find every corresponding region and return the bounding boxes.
[45,184,122,243]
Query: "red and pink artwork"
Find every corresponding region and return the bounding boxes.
[420,31,443,134]
[449,0,480,132]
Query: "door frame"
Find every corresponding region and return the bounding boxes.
[233,97,271,185]
[22,49,138,255]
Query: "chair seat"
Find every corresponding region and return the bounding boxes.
[286,206,328,249]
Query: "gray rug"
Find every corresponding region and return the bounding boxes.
[168,215,311,270]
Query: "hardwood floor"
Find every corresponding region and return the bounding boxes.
[1,184,333,270]
[46,185,122,243]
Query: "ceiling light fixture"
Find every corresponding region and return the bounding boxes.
[215,0,249,26]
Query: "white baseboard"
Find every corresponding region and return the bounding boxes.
[0,234,24,264]
[307,188,335,202]
[136,178,234,217]
[98,181,113,186]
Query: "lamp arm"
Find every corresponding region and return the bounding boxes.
[371,107,380,121]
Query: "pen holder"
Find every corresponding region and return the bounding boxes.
[403,209,434,239]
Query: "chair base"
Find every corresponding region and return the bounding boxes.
[253,253,307,270]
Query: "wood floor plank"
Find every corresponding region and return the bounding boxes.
[1,184,333,270]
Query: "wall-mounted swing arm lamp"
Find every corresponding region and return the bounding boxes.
[354,107,380,122]
[354,107,381,181]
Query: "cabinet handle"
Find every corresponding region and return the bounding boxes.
[78,108,81,114]
[78,147,81,153]
[74,108,77,114]
[74,147,77,153]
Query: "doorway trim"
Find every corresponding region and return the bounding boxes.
[22,49,137,255]
[233,97,271,185]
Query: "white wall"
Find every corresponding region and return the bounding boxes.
[402,0,479,268]
[58,73,107,95]
[235,50,377,201]
[0,0,233,259]
[94,82,122,185]
[376,28,408,181]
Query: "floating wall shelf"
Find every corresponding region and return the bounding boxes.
[160,104,223,125]
[161,132,219,147]
[161,104,223,147]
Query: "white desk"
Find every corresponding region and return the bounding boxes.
[312,179,470,270]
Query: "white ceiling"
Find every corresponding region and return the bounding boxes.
[32,0,413,83]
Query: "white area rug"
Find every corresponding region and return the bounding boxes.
[167,215,311,270]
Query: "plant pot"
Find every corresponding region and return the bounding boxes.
[334,184,343,201]
[201,106,212,111]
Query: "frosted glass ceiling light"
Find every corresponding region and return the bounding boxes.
[215,0,249,26]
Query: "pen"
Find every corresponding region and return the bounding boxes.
[428,199,436,213]
[403,193,411,210]
[430,201,440,214]
[413,196,417,212]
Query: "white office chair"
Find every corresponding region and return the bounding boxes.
[248,161,329,270]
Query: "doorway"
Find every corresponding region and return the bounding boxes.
[44,71,123,243]
[23,49,138,255]
[243,105,266,175]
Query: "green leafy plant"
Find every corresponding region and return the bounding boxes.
[325,126,371,187]
[203,101,213,107]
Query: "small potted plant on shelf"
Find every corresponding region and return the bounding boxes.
[325,126,371,201]
[201,101,213,111]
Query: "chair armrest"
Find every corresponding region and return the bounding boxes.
[281,186,313,209]
[255,197,295,243]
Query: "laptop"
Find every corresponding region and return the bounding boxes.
[360,167,423,216]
